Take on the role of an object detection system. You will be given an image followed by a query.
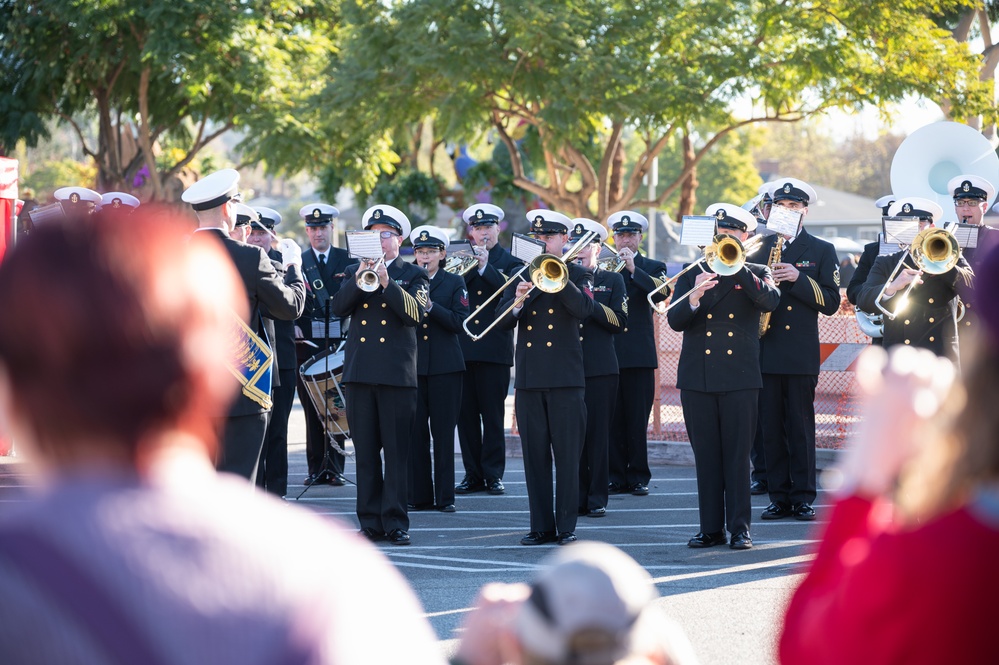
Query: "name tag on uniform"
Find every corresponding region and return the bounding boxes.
[312,318,341,339]
[795,261,814,268]
[593,285,611,293]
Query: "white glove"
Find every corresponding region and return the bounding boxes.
[278,238,302,267]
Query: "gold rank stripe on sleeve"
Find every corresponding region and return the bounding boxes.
[807,276,825,308]
[402,290,425,323]
[650,275,667,289]
[599,303,620,328]
[958,266,974,289]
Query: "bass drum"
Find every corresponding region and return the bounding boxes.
[300,348,349,438]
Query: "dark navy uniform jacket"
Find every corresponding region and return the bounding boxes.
[857,250,973,359]
[847,240,880,307]
[581,269,628,378]
[417,268,469,376]
[460,244,524,365]
[498,263,594,389]
[297,246,356,349]
[614,253,669,369]
[758,230,842,376]
[668,263,779,392]
[331,257,429,388]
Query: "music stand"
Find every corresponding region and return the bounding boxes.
[296,300,354,500]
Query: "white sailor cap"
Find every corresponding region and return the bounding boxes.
[410,225,450,249]
[569,218,608,244]
[463,203,504,226]
[771,178,817,205]
[527,209,573,235]
[300,203,339,226]
[363,204,411,238]
[54,186,102,208]
[874,195,896,215]
[232,202,260,227]
[606,210,649,233]
[706,202,757,233]
[947,174,995,203]
[181,169,240,212]
[888,197,944,224]
[757,179,783,201]
[97,192,140,212]
[252,206,282,229]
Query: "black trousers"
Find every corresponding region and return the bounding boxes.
[760,373,818,505]
[609,367,654,487]
[579,374,618,512]
[409,372,462,507]
[256,368,295,496]
[750,416,767,483]
[457,362,511,484]
[681,388,757,535]
[297,367,345,478]
[517,387,585,535]
[217,411,269,481]
[345,382,415,534]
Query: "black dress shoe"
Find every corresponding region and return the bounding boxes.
[607,483,628,495]
[687,531,727,548]
[436,504,456,513]
[387,529,411,545]
[486,479,505,495]
[631,483,650,496]
[303,474,320,486]
[455,478,486,494]
[586,507,606,518]
[761,501,793,520]
[557,532,577,546]
[520,531,557,546]
[358,527,385,542]
[750,480,768,495]
[328,473,347,487]
[730,531,753,550]
[793,502,816,521]
[407,502,434,511]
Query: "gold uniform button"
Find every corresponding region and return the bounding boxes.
[904,319,910,325]
[928,298,934,304]
[380,337,385,343]
[729,313,734,319]
[475,320,480,325]
[532,311,537,316]
[360,337,366,342]
[527,325,533,331]
[623,327,628,332]
[787,305,792,311]
[707,314,713,319]
[929,336,935,342]
[548,309,554,314]
[928,317,935,323]
[580,336,584,341]
[705,349,711,355]
[477,290,483,296]
[546,342,552,347]
[904,339,910,344]
[579,323,583,328]
[381,303,387,308]
[423,335,429,340]
[363,303,369,309]
[727,349,733,355]
[706,331,712,337]
[527,342,532,348]
[785,325,790,330]
[728,332,734,337]
[423,323,428,328]
[548,324,553,330]
[381,320,387,325]
[361,320,367,325]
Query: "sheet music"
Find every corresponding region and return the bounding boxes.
[598,244,618,260]
[876,233,896,256]
[448,239,475,257]
[766,205,802,238]
[882,217,920,247]
[311,319,342,340]
[512,233,545,262]
[948,223,979,249]
[346,231,383,260]
[679,216,716,247]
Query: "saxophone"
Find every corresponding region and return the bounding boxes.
[758,237,782,337]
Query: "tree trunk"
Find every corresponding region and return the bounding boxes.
[608,141,625,209]
[675,131,698,220]
[137,67,163,201]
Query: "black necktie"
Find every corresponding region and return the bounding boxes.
[319,253,327,270]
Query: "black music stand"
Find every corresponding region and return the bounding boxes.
[296,301,353,500]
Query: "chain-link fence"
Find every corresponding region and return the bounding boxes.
[650,292,867,449]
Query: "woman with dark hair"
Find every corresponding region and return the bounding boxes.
[0,211,443,664]
[779,244,999,664]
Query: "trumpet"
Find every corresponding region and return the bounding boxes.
[462,231,597,341]
[648,234,764,314]
[356,254,386,292]
[873,227,961,320]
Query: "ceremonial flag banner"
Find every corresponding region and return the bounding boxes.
[0,158,15,455]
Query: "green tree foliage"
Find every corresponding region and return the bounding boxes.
[0,0,339,199]
[312,0,994,219]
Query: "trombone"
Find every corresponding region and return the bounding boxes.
[462,230,597,341]
[648,233,765,314]
[873,227,961,320]
[356,254,386,292]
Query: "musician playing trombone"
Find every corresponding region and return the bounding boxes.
[331,205,429,546]
[456,204,524,497]
[857,197,973,361]
[497,211,595,546]
[667,204,779,550]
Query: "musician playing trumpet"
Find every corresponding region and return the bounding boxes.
[407,225,469,514]
[667,204,779,550]
[857,197,973,361]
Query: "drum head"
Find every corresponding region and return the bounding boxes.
[300,349,345,379]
